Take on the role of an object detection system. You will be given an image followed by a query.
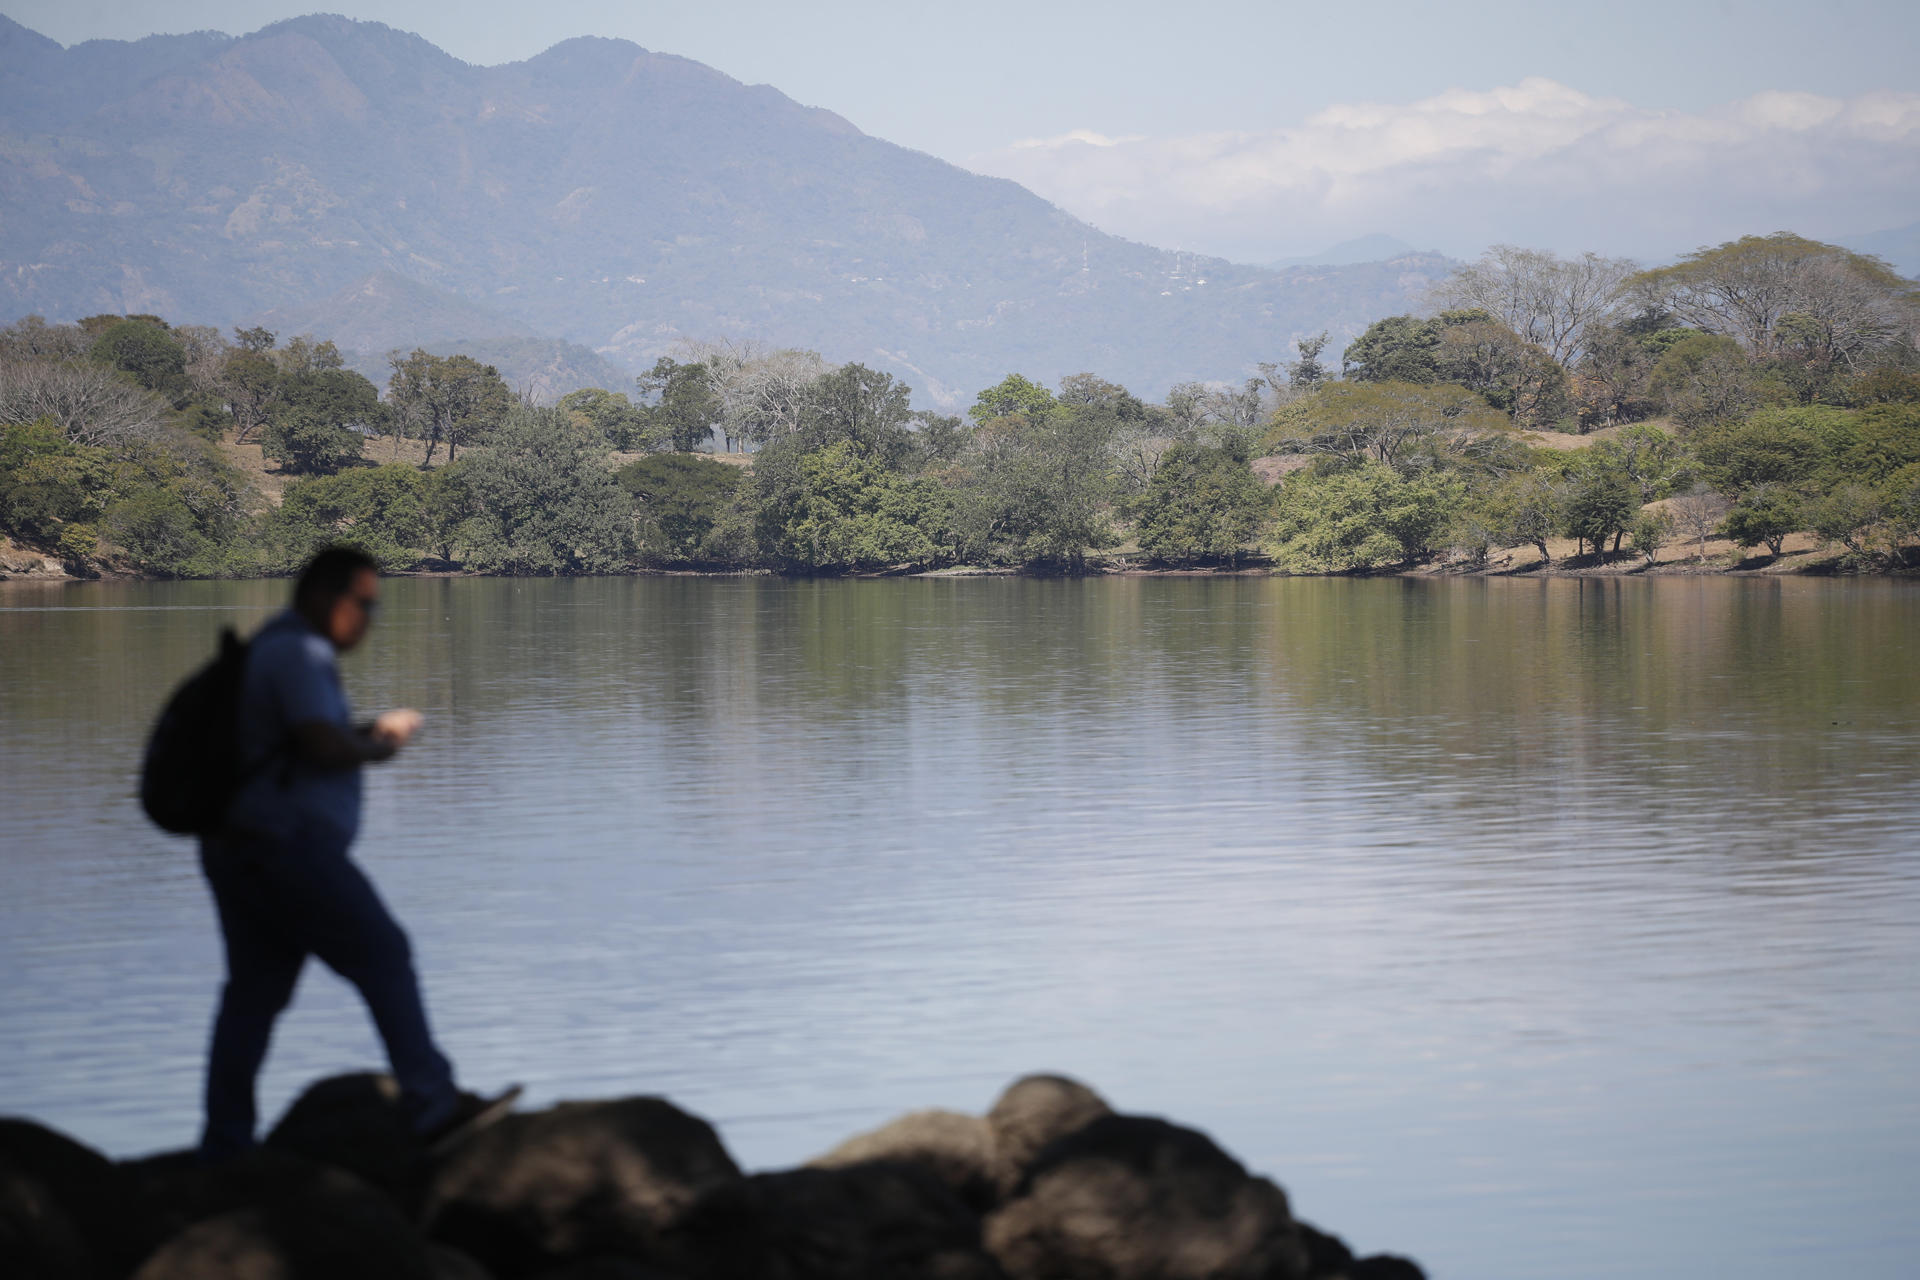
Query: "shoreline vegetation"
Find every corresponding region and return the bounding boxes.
[4,234,1918,585]
[3,1070,1426,1280]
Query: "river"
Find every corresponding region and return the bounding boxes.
[3,574,1917,1278]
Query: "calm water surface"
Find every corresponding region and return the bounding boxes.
[3,575,1917,1279]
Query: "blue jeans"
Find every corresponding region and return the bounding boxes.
[198,825,456,1158]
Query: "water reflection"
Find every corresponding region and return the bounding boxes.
[2,575,1917,1280]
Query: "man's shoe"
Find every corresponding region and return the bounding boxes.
[422,1084,523,1156]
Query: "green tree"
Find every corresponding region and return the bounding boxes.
[957,396,1118,567]
[1287,331,1331,390]
[560,387,659,452]
[1692,408,1836,495]
[1647,332,1759,429]
[969,373,1057,426]
[1805,483,1881,557]
[1590,423,1691,504]
[1561,455,1639,559]
[1631,507,1674,567]
[1342,315,1441,383]
[387,350,513,465]
[90,319,187,399]
[220,347,282,445]
[758,441,952,571]
[1572,323,1660,429]
[1278,380,1511,470]
[637,358,721,453]
[101,487,209,577]
[911,412,972,467]
[1433,314,1571,430]
[1268,462,1462,572]
[1881,464,1920,565]
[452,404,633,574]
[616,454,747,564]
[263,465,432,572]
[1483,471,1567,565]
[1133,443,1268,564]
[1721,484,1802,558]
[1837,402,1920,485]
[263,368,382,476]
[0,421,112,544]
[796,363,916,465]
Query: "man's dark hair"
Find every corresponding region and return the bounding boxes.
[293,544,379,607]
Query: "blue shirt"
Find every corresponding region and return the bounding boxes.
[226,609,363,844]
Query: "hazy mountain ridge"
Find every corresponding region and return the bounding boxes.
[251,269,634,402]
[0,14,1456,405]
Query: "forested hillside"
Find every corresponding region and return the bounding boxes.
[3,233,1915,581]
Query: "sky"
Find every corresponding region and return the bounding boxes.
[7,0,1920,264]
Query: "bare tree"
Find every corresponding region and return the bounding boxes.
[1162,382,1210,438]
[1668,486,1729,564]
[1436,246,1636,366]
[1633,233,1919,364]
[0,357,164,447]
[0,316,91,363]
[671,338,827,450]
[173,324,232,399]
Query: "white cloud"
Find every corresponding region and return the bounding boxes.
[1008,128,1144,150]
[969,79,1920,263]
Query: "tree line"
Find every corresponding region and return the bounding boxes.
[2,232,1916,578]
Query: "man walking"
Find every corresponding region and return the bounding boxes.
[199,544,514,1159]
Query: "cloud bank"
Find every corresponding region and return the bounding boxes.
[971,79,1920,264]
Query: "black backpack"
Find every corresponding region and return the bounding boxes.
[140,627,253,836]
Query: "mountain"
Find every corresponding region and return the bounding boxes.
[1266,234,1421,269]
[0,15,1455,406]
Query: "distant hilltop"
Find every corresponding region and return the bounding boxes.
[0,13,1454,406]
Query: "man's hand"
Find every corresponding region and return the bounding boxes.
[370,708,424,752]
[290,710,424,769]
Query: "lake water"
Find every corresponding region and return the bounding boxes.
[3,574,1917,1278]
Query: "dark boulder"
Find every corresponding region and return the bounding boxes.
[1298,1219,1357,1277]
[808,1109,999,1213]
[529,1258,688,1279]
[431,1243,496,1279]
[984,1113,1310,1280]
[120,1145,348,1265]
[267,1072,494,1213]
[1292,1220,1427,1279]
[420,1097,741,1278]
[0,1117,144,1280]
[983,1074,1111,1194]
[131,1161,438,1280]
[662,1160,1004,1280]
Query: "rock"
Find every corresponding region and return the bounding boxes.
[1298,1220,1358,1277]
[420,1097,741,1278]
[983,1114,1310,1280]
[431,1243,496,1279]
[0,1117,144,1280]
[528,1258,687,1279]
[265,1072,440,1212]
[1293,1217,1428,1279]
[131,1161,438,1280]
[662,1161,1004,1280]
[808,1109,999,1213]
[983,1074,1112,1193]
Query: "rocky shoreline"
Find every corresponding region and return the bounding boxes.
[4,1072,1424,1280]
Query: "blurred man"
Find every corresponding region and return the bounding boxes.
[198,544,515,1159]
